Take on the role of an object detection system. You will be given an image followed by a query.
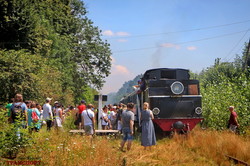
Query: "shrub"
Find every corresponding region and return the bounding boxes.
[201,73,250,134]
[63,115,77,131]
[0,109,31,158]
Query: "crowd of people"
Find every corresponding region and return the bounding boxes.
[5,94,70,133]
[3,93,158,150]
[3,93,239,151]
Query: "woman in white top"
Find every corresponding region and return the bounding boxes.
[110,106,117,129]
[101,105,109,130]
[55,103,63,128]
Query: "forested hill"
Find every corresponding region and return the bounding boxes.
[107,74,143,104]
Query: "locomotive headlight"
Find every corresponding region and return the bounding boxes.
[171,81,184,95]
[195,107,202,114]
[152,107,160,115]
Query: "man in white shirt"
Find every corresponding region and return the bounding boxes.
[81,104,95,145]
[81,104,95,134]
[42,98,53,131]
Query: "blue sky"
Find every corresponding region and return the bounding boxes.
[83,0,250,94]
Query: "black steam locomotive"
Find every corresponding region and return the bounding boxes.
[120,68,203,133]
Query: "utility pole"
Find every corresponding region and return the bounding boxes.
[94,94,107,130]
[98,94,102,130]
[243,38,250,71]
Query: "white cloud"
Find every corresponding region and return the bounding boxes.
[101,63,135,94]
[117,39,128,42]
[102,30,130,37]
[102,30,114,36]
[116,32,130,36]
[160,43,180,49]
[112,64,130,75]
[187,46,197,51]
[110,57,129,75]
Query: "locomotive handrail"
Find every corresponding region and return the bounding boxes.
[153,117,204,119]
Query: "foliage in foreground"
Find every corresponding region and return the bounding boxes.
[1,125,250,166]
[0,110,31,159]
[0,105,249,165]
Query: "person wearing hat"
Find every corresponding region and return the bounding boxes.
[52,101,59,124]
[53,101,59,113]
[76,100,86,129]
[42,97,53,131]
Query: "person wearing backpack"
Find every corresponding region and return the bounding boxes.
[10,94,28,139]
[10,94,28,127]
[27,102,41,132]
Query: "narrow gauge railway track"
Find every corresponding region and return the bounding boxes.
[225,155,249,166]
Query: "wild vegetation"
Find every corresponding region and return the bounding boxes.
[0,109,249,165]
[199,54,250,133]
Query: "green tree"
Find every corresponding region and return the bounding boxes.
[0,0,112,103]
[0,49,64,103]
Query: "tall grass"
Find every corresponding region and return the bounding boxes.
[183,128,250,165]
[15,129,124,166]
[123,128,250,165]
[1,127,250,166]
